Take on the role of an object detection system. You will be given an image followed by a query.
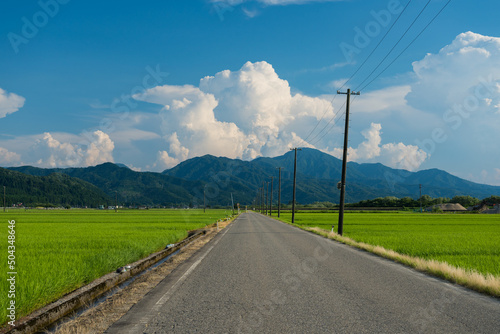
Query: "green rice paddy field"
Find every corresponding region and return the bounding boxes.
[0,209,231,325]
[2,210,499,325]
[278,212,500,277]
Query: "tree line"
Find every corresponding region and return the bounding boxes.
[350,195,500,208]
[283,195,500,209]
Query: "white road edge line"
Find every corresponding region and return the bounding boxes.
[128,222,234,333]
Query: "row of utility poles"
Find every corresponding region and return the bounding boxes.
[257,89,359,235]
[257,166,285,218]
[256,146,302,223]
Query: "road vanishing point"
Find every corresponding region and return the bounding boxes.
[106,212,500,333]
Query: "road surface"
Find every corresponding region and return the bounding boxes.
[106,212,500,333]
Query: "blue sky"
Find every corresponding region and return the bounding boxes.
[1,0,500,186]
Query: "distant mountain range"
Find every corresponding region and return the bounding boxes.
[5,148,500,206]
[0,168,109,207]
[6,164,202,207]
[163,148,500,204]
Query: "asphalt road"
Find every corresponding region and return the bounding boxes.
[106,212,500,333]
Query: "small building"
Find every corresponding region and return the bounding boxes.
[468,204,490,212]
[426,203,467,213]
[483,204,500,214]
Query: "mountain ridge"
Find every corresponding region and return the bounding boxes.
[0,167,110,207]
[6,148,500,206]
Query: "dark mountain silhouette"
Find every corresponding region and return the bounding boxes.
[7,148,500,206]
[0,168,110,207]
[164,148,500,204]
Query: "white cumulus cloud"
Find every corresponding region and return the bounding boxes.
[32,131,114,168]
[0,88,25,118]
[133,61,430,171]
[329,123,427,171]
[0,147,21,165]
[154,151,180,170]
[134,61,333,163]
[85,130,115,166]
[134,84,250,161]
[408,31,500,115]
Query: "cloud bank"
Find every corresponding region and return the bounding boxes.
[5,31,499,182]
[0,147,21,165]
[408,31,500,115]
[134,61,427,170]
[328,123,427,171]
[31,131,115,168]
[134,61,334,168]
[404,32,500,183]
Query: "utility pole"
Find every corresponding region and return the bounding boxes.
[266,182,269,215]
[253,189,259,210]
[276,167,283,218]
[263,182,266,214]
[204,186,206,213]
[115,191,118,213]
[263,183,266,215]
[261,186,264,214]
[269,176,274,216]
[337,89,360,236]
[258,189,261,212]
[259,187,264,213]
[231,193,234,215]
[3,186,5,212]
[291,148,301,224]
[419,184,422,213]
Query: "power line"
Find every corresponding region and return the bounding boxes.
[298,0,413,148]
[310,0,452,146]
[306,101,346,146]
[357,0,452,92]
[309,109,346,147]
[298,0,450,152]
[338,0,413,93]
[354,0,432,92]
[299,95,339,146]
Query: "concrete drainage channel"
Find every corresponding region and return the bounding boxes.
[2,230,208,334]
[43,248,183,334]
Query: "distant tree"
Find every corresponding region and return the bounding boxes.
[482,195,500,206]
[450,195,480,207]
[399,197,417,207]
[432,206,444,213]
[431,197,449,205]
[419,195,433,207]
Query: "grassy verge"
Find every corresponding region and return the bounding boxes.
[274,212,500,297]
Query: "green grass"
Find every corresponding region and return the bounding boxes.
[0,209,231,325]
[277,212,500,277]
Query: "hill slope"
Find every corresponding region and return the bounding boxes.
[9,163,205,206]
[8,148,500,206]
[164,148,500,204]
[0,168,110,207]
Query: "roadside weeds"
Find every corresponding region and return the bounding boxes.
[303,226,500,298]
